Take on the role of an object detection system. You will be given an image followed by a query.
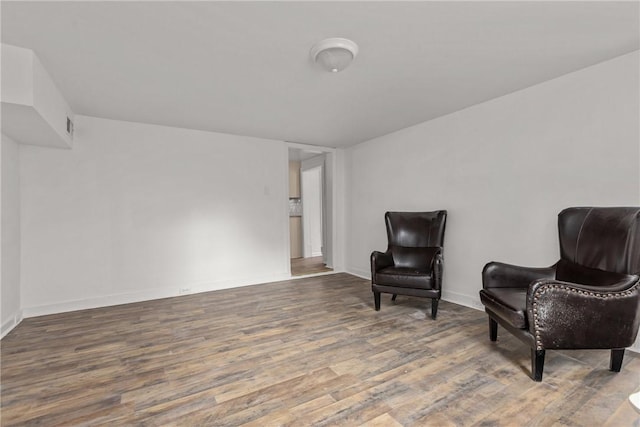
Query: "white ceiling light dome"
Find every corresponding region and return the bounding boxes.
[310,38,359,73]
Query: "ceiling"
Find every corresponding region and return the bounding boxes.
[2,1,638,148]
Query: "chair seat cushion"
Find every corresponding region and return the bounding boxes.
[375,267,432,289]
[479,288,528,329]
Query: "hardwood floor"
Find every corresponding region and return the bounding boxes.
[2,273,639,426]
[291,256,333,276]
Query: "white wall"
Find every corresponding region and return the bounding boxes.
[19,116,290,316]
[1,133,22,337]
[332,149,346,272]
[324,153,335,268]
[301,165,323,257]
[346,51,640,311]
[301,154,328,261]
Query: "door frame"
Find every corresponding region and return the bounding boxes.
[286,142,337,277]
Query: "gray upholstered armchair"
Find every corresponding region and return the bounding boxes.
[371,211,447,319]
[479,207,640,381]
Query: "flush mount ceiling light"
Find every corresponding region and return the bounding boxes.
[310,38,359,73]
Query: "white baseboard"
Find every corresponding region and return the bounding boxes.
[442,290,484,312]
[22,272,291,318]
[346,266,369,280]
[16,270,640,355]
[345,267,484,312]
[1,310,23,339]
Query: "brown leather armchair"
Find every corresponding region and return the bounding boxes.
[371,211,447,319]
[479,207,640,381]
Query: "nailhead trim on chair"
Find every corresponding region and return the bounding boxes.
[531,281,639,349]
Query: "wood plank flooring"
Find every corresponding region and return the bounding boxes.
[291,256,333,276]
[1,273,639,426]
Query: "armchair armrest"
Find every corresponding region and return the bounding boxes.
[482,262,556,289]
[371,250,393,278]
[527,276,640,350]
[433,249,444,290]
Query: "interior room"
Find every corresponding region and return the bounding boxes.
[1,1,639,425]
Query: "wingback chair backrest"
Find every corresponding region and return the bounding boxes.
[385,211,447,270]
[385,211,447,248]
[558,207,640,276]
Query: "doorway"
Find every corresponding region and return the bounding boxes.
[288,146,333,277]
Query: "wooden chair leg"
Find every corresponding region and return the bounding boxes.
[610,348,625,372]
[489,317,498,342]
[431,299,439,320]
[531,349,545,382]
[373,291,381,311]
[391,294,397,302]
